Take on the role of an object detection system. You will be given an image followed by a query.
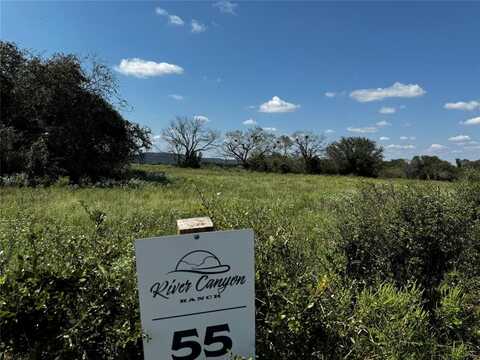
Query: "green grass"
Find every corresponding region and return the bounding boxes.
[0,164,450,278]
[0,164,446,239]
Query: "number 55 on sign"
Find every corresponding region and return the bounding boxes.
[135,229,255,359]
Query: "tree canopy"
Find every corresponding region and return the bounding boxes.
[326,137,384,177]
[222,127,274,168]
[161,116,220,168]
[0,41,151,183]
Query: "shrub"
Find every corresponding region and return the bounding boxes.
[349,283,432,359]
[379,159,408,178]
[315,158,338,175]
[406,155,459,181]
[25,137,59,186]
[434,282,480,351]
[247,153,303,173]
[336,182,480,309]
[0,266,142,359]
[0,173,29,187]
[456,158,480,171]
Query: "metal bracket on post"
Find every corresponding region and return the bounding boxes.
[176,217,214,235]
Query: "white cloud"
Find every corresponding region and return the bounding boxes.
[169,15,185,26]
[155,7,168,16]
[448,135,471,142]
[400,136,416,141]
[155,7,185,26]
[350,82,426,102]
[325,129,335,134]
[168,94,184,101]
[263,127,277,132]
[259,96,300,113]
[115,58,184,78]
[379,106,396,114]
[325,92,336,98]
[379,136,390,141]
[386,144,415,149]
[191,19,206,33]
[347,126,377,133]
[462,117,480,125]
[376,120,391,127]
[213,0,238,14]
[444,100,480,111]
[243,118,257,126]
[194,115,209,123]
[428,144,447,151]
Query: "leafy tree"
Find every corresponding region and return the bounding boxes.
[222,127,274,168]
[291,131,326,173]
[406,156,458,181]
[326,137,383,177]
[0,124,23,174]
[162,116,220,167]
[456,158,480,170]
[0,41,151,183]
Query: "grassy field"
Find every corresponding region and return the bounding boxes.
[0,164,443,239]
[2,165,478,359]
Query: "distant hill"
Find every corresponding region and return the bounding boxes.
[133,152,238,166]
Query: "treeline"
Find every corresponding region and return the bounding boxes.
[162,117,480,180]
[384,157,480,181]
[0,41,151,185]
[2,41,478,186]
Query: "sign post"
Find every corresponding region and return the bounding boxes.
[135,222,255,360]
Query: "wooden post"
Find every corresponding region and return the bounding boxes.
[176,217,214,234]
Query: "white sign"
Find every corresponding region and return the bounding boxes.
[135,229,255,360]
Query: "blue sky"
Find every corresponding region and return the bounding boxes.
[2,1,480,160]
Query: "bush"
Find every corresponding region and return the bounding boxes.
[434,282,480,352]
[349,283,432,359]
[315,158,338,175]
[456,159,480,171]
[0,173,29,187]
[379,159,408,178]
[336,180,480,357]
[336,182,480,308]
[0,210,143,359]
[247,154,303,173]
[406,155,459,181]
[0,267,142,359]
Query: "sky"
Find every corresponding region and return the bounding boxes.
[2,1,480,161]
